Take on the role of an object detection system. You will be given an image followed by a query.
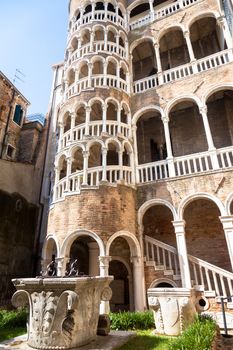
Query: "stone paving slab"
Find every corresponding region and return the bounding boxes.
[0,331,136,350]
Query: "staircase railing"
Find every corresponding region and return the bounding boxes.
[145,235,180,276]
[144,235,233,299]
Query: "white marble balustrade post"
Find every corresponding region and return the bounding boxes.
[173,220,192,288]
[220,216,233,270]
[162,116,175,177]
[82,151,89,186]
[154,43,163,85]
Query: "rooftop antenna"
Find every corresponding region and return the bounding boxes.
[13,68,25,84]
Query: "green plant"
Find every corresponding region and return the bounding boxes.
[0,309,27,329]
[110,311,154,330]
[168,315,216,350]
[118,330,171,350]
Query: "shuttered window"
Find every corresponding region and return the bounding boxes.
[13,105,23,125]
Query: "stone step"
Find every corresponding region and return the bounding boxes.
[164,269,174,276]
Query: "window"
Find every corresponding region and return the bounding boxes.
[6,144,15,158]
[13,104,24,125]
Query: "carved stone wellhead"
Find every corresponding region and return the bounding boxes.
[12,276,113,350]
[148,288,197,336]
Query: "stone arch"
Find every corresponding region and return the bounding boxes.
[187,10,220,29]
[105,96,120,110]
[202,83,233,106]
[42,234,60,260]
[127,0,148,12]
[106,231,142,257]
[178,192,226,220]
[132,105,164,126]
[138,199,177,228]
[88,96,105,108]
[106,137,121,151]
[60,229,105,258]
[86,139,104,152]
[130,36,155,55]
[149,278,177,288]
[69,143,85,158]
[165,95,202,115]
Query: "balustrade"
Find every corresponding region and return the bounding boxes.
[145,235,233,299]
[54,166,132,201]
[129,0,199,30]
[71,11,126,34]
[69,41,127,64]
[58,121,130,151]
[137,145,233,184]
[133,49,233,94]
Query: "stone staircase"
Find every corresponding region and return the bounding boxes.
[145,235,233,309]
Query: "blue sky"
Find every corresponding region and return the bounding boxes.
[0,1,68,115]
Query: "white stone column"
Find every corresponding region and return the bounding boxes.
[103,62,107,86]
[104,28,108,51]
[183,30,196,62]
[56,257,70,277]
[220,216,233,270]
[132,125,140,183]
[117,107,122,134]
[116,65,120,88]
[104,1,108,20]
[173,221,192,289]
[162,116,175,177]
[125,39,129,59]
[217,16,233,50]
[131,256,147,311]
[82,151,89,186]
[99,256,112,314]
[91,1,95,20]
[90,30,94,52]
[85,106,91,136]
[53,166,60,202]
[199,106,219,169]
[88,63,92,88]
[70,112,76,141]
[88,242,100,276]
[118,150,123,181]
[102,104,107,134]
[101,147,108,182]
[66,157,72,191]
[58,123,64,151]
[149,0,155,20]
[154,43,163,85]
[80,8,84,25]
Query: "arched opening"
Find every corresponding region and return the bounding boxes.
[63,112,71,132]
[89,143,102,168]
[107,60,117,76]
[169,100,207,156]
[120,64,127,80]
[107,3,115,13]
[75,106,86,126]
[119,34,125,48]
[68,236,100,276]
[78,63,88,79]
[44,238,57,262]
[107,142,119,165]
[156,282,174,288]
[67,69,75,86]
[71,148,83,173]
[71,37,78,51]
[184,198,231,270]
[94,27,104,41]
[108,29,116,43]
[59,156,67,180]
[190,17,225,59]
[132,41,157,81]
[109,237,133,311]
[95,2,104,11]
[92,59,104,75]
[206,89,233,149]
[143,205,176,247]
[123,144,131,166]
[109,260,130,312]
[84,4,92,15]
[230,200,233,215]
[81,29,90,46]
[160,29,189,70]
[130,3,150,21]
[136,110,166,164]
[90,101,103,122]
[107,101,117,121]
[121,106,128,124]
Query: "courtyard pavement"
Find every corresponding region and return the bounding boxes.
[0,331,136,350]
